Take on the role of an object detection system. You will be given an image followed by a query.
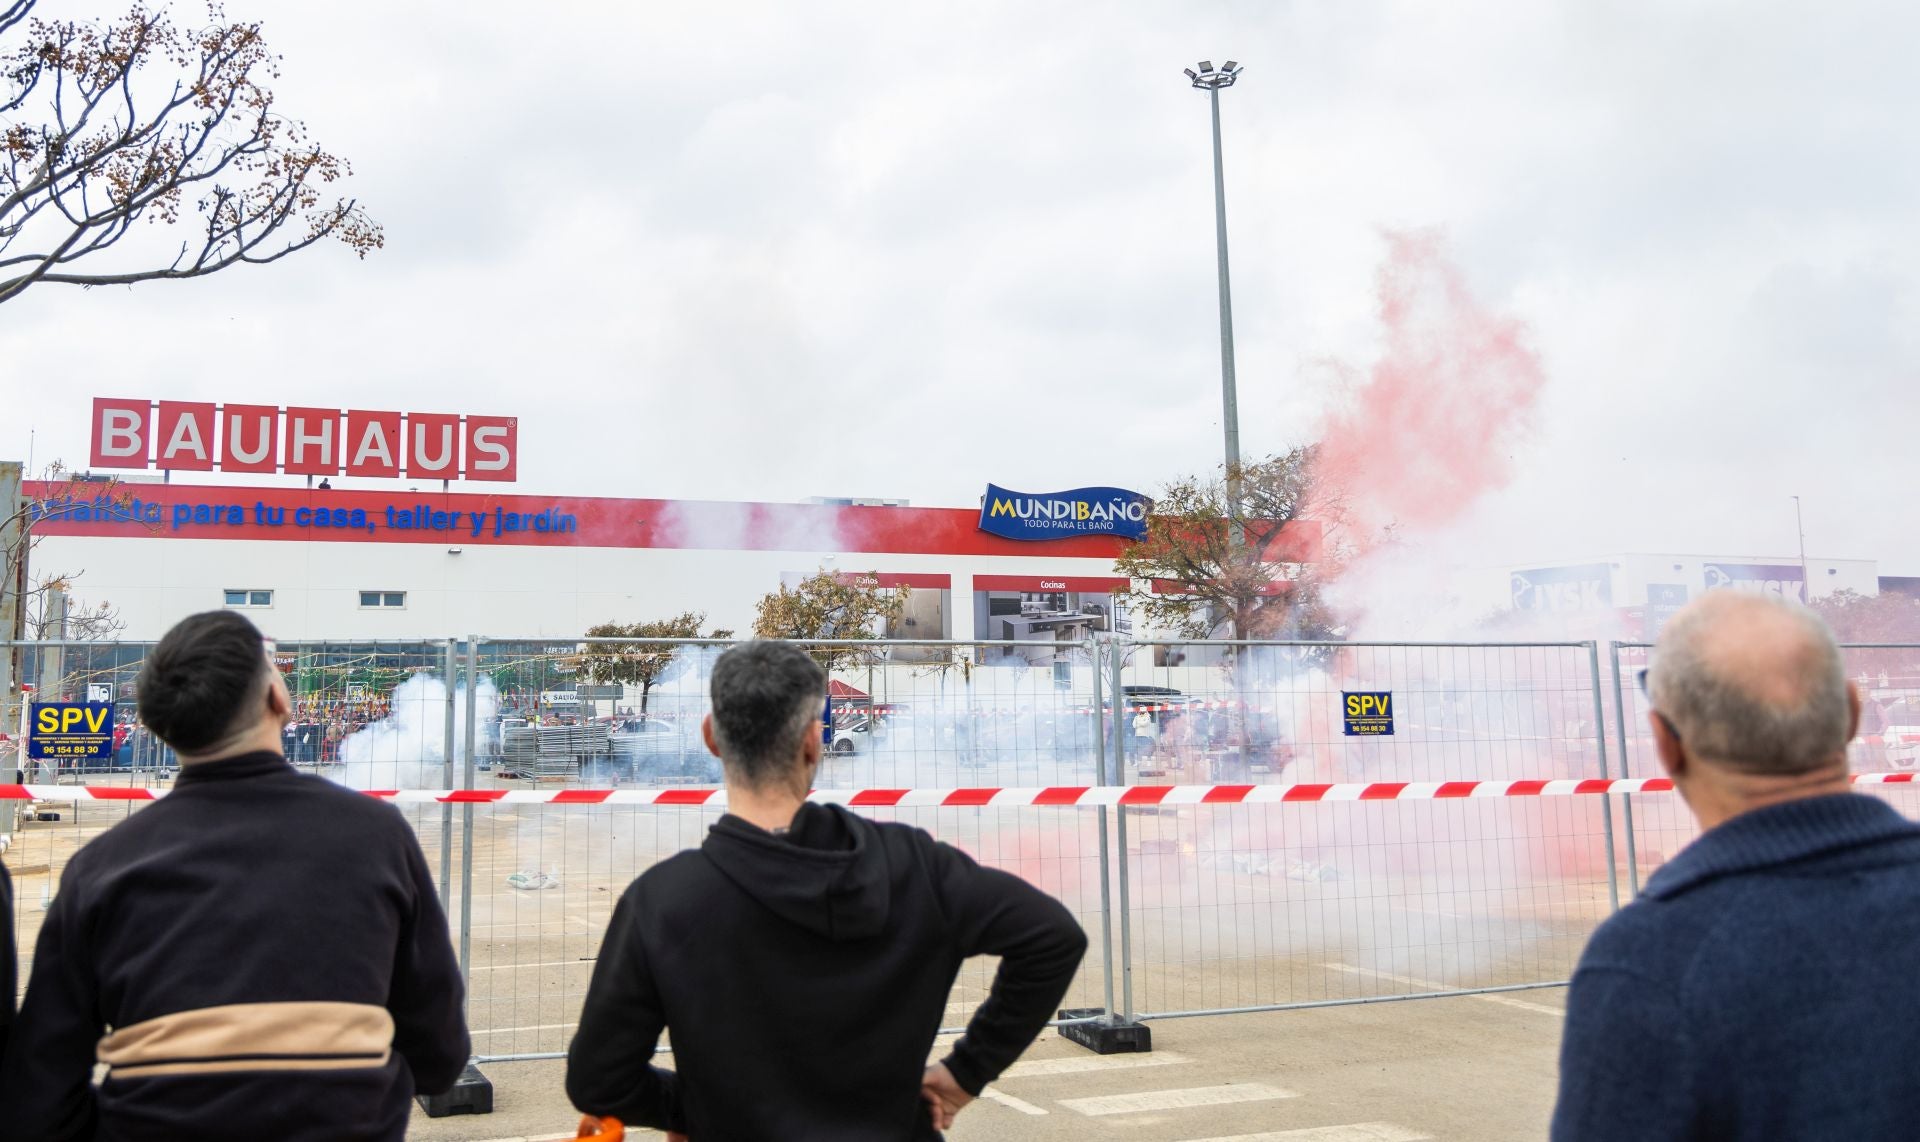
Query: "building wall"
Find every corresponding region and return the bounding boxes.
[1506,553,1881,617]
[1613,553,1879,605]
[33,534,1153,642]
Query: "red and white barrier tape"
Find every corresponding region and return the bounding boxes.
[5,772,1919,806]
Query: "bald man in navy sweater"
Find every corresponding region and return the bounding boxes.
[1555,592,1920,1139]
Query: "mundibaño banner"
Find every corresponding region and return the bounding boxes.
[977,484,1152,542]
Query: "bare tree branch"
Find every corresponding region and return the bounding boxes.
[2,462,160,651]
[25,570,127,641]
[0,1,380,306]
[1,0,32,40]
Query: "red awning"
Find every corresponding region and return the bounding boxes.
[827,679,870,701]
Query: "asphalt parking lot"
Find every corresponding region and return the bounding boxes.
[410,993,1567,1141]
[8,772,1588,1142]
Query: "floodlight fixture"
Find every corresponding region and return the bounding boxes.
[1187,59,1241,90]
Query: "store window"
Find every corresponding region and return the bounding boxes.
[224,589,273,608]
[972,576,1130,664]
[359,591,407,609]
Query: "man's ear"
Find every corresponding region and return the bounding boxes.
[266,672,293,724]
[702,714,721,759]
[1649,710,1685,779]
[1847,680,1863,743]
[801,722,824,770]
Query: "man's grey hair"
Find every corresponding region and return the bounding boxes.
[1649,593,1851,775]
[708,640,827,788]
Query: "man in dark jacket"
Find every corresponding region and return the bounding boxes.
[1,855,12,1065]
[1555,591,1920,1139]
[567,640,1087,1140]
[0,611,469,1142]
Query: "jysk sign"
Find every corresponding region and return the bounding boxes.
[978,484,1151,542]
[29,702,115,760]
[1342,692,1394,736]
[1511,564,1612,612]
[1703,562,1804,603]
[89,399,517,481]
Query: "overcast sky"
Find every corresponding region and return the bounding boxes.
[4,0,1916,574]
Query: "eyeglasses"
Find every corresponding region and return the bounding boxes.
[1635,666,1683,746]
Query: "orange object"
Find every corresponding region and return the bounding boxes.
[577,1115,625,1139]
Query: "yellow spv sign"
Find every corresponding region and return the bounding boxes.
[1342,691,1393,737]
[29,702,116,761]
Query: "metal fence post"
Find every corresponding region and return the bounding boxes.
[1110,637,1136,1023]
[1062,635,1151,1053]
[1087,639,1116,1022]
[1586,641,1621,913]
[1607,642,1642,899]
[440,639,456,915]
[460,638,479,988]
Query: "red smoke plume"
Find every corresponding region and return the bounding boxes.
[1311,230,1546,546]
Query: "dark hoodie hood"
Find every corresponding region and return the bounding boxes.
[701,802,892,941]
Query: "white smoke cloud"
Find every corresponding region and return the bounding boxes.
[331,673,500,790]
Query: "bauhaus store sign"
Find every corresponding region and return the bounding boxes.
[89,398,517,481]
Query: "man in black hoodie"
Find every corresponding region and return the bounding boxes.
[0,610,469,1141]
[567,640,1087,1140]
[1,855,12,1065]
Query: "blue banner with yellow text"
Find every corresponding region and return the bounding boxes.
[978,484,1152,542]
[1342,692,1394,736]
[29,702,116,760]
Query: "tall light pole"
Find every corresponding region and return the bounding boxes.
[1185,60,1246,547]
[1792,495,1811,605]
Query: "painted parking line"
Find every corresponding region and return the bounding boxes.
[1324,963,1565,1017]
[446,1133,574,1142]
[1060,1083,1298,1117]
[472,959,596,972]
[981,1087,1049,1115]
[1180,1124,1429,1142]
[1000,1050,1190,1079]
[470,1022,575,1036]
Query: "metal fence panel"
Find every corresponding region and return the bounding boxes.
[458,638,1117,1060]
[1608,641,1920,898]
[2,637,470,1015]
[1109,640,1616,1019]
[6,632,1644,1063]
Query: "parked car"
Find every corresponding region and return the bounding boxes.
[607,717,719,782]
[829,716,868,756]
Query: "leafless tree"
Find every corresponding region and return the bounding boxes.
[1,1,379,305]
[3,463,150,641]
[25,572,125,641]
